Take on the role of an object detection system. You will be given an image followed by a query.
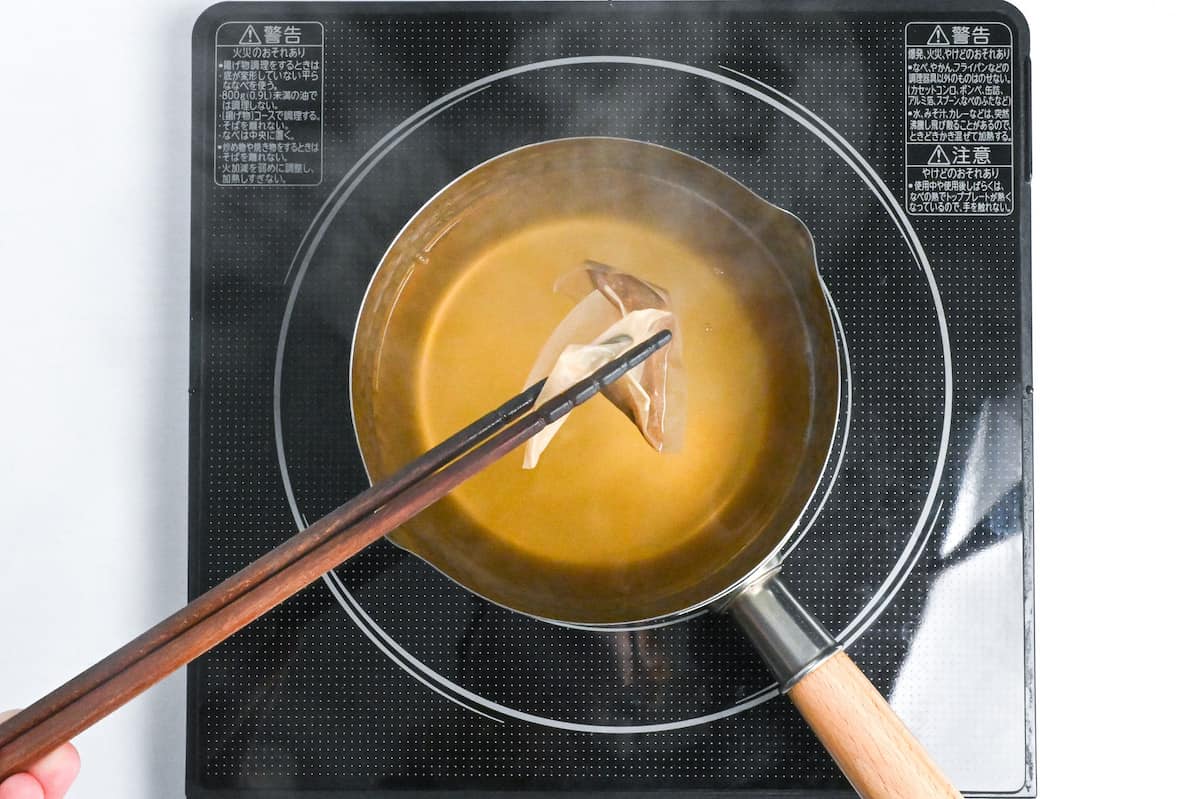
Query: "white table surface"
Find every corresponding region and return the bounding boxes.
[1,2,1197,797]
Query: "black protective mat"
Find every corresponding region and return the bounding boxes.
[188,2,1033,796]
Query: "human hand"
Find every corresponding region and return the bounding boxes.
[0,711,79,799]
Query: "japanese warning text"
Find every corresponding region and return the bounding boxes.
[905,22,1013,216]
[215,22,323,186]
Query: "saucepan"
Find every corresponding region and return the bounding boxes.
[349,138,960,799]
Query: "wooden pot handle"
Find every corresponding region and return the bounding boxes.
[727,573,960,799]
[789,650,960,799]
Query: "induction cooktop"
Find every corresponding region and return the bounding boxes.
[188,2,1034,795]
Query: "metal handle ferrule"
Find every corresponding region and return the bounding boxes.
[726,570,841,691]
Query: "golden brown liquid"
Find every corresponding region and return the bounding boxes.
[414,215,774,566]
[350,147,817,623]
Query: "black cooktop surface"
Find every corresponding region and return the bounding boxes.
[188,2,1033,796]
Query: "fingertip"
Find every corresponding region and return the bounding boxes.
[25,743,79,799]
[0,772,45,799]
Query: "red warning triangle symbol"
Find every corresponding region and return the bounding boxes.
[927,25,950,46]
[928,145,952,165]
[238,25,262,45]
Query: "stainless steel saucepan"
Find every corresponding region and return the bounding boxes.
[350,138,961,799]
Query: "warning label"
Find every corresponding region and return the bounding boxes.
[905,22,1013,215]
[214,22,323,186]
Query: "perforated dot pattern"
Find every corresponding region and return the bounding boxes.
[190,5,1030,794]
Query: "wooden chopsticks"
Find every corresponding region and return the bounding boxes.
[0,329,671,781]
